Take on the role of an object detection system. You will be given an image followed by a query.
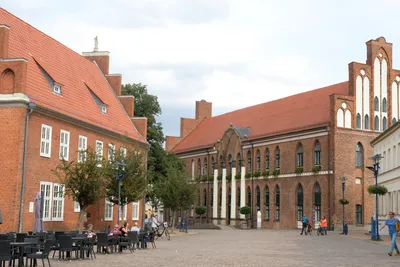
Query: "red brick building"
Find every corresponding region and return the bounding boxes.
[0,9,148,233]
[166,37,400,230]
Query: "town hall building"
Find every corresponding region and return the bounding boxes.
[166,37,400,230]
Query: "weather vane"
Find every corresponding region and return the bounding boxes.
[94,36,99,52]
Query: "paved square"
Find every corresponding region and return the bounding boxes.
[46,229,399,267]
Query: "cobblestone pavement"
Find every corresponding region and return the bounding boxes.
[45,229,400,267]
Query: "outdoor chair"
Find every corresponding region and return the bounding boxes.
[58,235,79,260]
[95,233,111,254]
[26,239,52,267]
[0,235,8,241]
[6,233,15,242]
[128,232,139,252]
[0,241,18,267]
[16,233,28,242]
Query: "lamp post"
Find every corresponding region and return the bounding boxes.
[368,154,383,241]
[340,176,346,234]
[114,160,126,226]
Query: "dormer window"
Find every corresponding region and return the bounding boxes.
[53,84,61,95]
[101,104,107,114]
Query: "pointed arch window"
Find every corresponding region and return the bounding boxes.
[356,204,363,224]
[356,143,363,168]
[382,97,387,112]
[265,149,270,170]
[314,141,321,166]
[191,160,195,179]
[297,144,303,167]
[265,186,270,220]
[364,114,369,130]
[297,184,303,221]
[374,115,379,131]
[275,185,280,220]
[211,157,215,175]
[356,113,361,129]
[197,159,201,177]
[247,151,252,173]
[314,183,321,221]
[383,117,388,131]
[256,150,261,171]
[247,187,251,207]
[204,158,208,177]
[374,97,379,112]
[228,154,233,174]
[237,153,241,173]
[256,186,260,211]
[275,147,280,169]
[203,189,207,207]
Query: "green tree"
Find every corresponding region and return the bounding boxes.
[53,148,107,230]
[104,147,147,220]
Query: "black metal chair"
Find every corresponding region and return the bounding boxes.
[16,233,27,242]
[58,236,79,260]
[0,241,18,267]
[0,235,8,241]
[96,233,111,254]
[26,239,52,267]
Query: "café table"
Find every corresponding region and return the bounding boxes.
[10,241,38,267]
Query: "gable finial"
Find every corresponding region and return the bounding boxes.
[94,36,99,52]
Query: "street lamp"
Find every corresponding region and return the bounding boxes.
[114,160,126,226]
[340,176,346,234]
[367,154,383,241]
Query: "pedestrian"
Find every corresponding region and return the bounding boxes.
[380,211,400,256]
[320,216,327,235]
[300,214,309,235]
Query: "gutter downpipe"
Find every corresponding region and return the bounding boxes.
[18,102,36,233]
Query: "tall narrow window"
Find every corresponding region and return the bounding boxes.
[40,124,52,158]
[211,157,215,175]
[256,150,261,171]
[383,98,387,112]
[314,141,321,166]
[256,186,260,211]
[120,147,127,159]
[356,204,363,224]
[210,188,213,208]
[78,135,87,162]
[297,184,303,221]
[132,202,139,220]
[265,149,270,170]
[275,147,280,169]
[105,198,113,221]
[364,114,369,130]
[237,153,241,173]
[108,144,115,162]
[52,183,64,221]
[314,183,321,221]
[40,182,52,221]
[203,189,207,206]
[383,117,388,131]
[275,185,280,220]
[297,144,303,167]
[247,151,252,173]
[59,130,70,160]
[247,187,251,207]
[237,188,240,217]
[96,140,103,166]
[374,97,379,111]
[204,158,208,176]
[198,159,201,177]
[228,154,233,174]
[265,186,270,220]
[356,113,361,129]
[374,115,379,131]
[219,188,222,213]
[356,143,363,167]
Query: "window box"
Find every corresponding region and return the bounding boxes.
[245,172,251,179]
[254,171,261,177]
[312,165,321,173]
[272,170,280,177]
[295,167,303,174]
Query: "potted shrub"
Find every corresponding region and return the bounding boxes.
[217,175,222,181]
[262,170,269,177]
[367,185,388,195]
[245,172,251,179]
[312,165,321,173]
[272,170,280,177]
[235,174,241,180]
[295,167,303,174]
[226,174,232,180]
[195,206,207,224]
[254,171,261,177]
[239,206,251,228]
[339,199,350,205]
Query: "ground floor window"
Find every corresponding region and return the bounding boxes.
[356,204,363,224]
[297,206,303,221]
[276,206,280,220]
[315,206,321,221]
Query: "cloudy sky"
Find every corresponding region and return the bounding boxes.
[4,0,400,137]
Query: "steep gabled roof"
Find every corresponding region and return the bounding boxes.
[172,82,349,153]
[0,8,146,144]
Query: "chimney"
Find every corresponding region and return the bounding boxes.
[82,36,110,75]
[0,24,10,58]
[118,96,135,117]
[195,100,212,120]
[366,37,392,66]
[106,74,122,96]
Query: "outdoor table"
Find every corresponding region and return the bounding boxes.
[10,241,38,267]
[71,237,89,259]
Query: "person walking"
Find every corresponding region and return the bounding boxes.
[300,214,309,235]
[320,216,328,235]
[380,211,400,256]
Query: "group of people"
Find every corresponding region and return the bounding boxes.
[300,214,327,236]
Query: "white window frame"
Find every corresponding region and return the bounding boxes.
[105,198,113,221]
[53,84,61,95]
[120,147,127,160]
[52,183,65,221]
[40,124,52,158]
[78,135,87,163]
[108,144,116,163]
[101,104,107,114]
[119,203,128,221]
[96,140,104,166]
[40,182,53,221]
[59,130,70,160]
[74,201,80,212]
[132,201,140,220]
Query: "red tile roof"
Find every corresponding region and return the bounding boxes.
[0,9,146,144]
[172,82,349,153]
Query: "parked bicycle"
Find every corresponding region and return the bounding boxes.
[155,223,171,241]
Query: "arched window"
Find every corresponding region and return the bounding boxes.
[275,185,280,220]
[228,154,233,174]
[247,151,252,173]
[256,150,261,171]
[314,141,321,166]
[337,109,344,127]
[314,183,321,221]
[356,113,361,129]
[364,114,369,129]
[203,189,207,207]
[247,186,251,207]
[383,97,387,112]
[211,157,215,175]
[383,117,388,131]
[236,153,241,174]
[256,186,260,211]
[374,115,379,131]
[275,147,280,169]
[374,96,379,112]
[191,160,195,179]
[356,143,363,167]
[219,155,223,174]
[265,186,270,220]
[197,159,201,177]
[297,144,303,167]
[356,204,363,224]
[297,184,303,221]
[204,158,208,177]
[265,148,270,170]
